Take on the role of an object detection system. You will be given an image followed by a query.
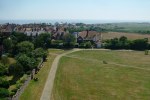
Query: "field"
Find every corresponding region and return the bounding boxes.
[102,32,150,41]
[20,49,66,100]
[52,50,150,100]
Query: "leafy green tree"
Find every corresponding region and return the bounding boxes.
[0,77,9,88]
[0,88,9,98]
[63,33,76,48]
[0,63,7,76]
[32,48,48,59]
[11,32,28,42]
[16,54,36,72]
[130,38,148,50]
[17,41,34,54]
[1,55,9,65]
[85,41,92,48]
[3,38,13,53]
[34,33,51,48]
[8,62,24,76]
[51,40,63,48]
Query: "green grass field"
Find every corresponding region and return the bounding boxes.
[52,50,150,100]
[20,49,66,100]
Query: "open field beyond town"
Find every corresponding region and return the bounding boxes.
[102,32,150,41]
[52,50,150,100]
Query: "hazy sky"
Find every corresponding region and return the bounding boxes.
[0,0,150,20]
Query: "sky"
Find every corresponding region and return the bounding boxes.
[0,0,150,21]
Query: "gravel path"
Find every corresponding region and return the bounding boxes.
[40,49,80,100]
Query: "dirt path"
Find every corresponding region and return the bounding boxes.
[40,49,81,100]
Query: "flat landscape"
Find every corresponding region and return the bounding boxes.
[102,32,150,41]
[52,50,150,100]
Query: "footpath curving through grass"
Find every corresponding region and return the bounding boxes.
[52,50,150,100]
[20,49,65,100]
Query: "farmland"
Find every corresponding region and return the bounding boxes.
[52,50,150,100]
[102,32,150,41]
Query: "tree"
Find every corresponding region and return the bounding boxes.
[8,62,24,76]
[17,41,34,54]
[51,40,64,48]
[63,33,76,48]
[11,32,28,42]
[0,88,9,98]
[1,55,9,65]
[3,38,13,53]
[0,77,9,88]
[34,33,51,48]
[32,48,48,59]
[16,54,36,72]
[130,38,148,50]
[0,63,7,76]
[85,41,92,48]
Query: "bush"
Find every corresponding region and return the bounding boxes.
[0,88,9,98]
[145,50,149,55]
[0,63,7,76]
[79,43,85,48]
[85,41,92,48]
[16,54,37,72]
[9,91,15,97]
[1,55,9,65]
[0,78,9,88]
[18,74,28,83]
[9,62,24,76]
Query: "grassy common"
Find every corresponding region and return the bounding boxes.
[20,49,65,100]
[52,50,150,100]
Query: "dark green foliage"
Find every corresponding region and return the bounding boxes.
[78,41,92,48]
[16,54,37,72]
[85,41,92,48]
[0,88,9,98]
[11,32,28,42]
[104,36,148,50]
[0,78,9,88]
[17,41,34,54]
[51,40,64,48]
[0,63,7,76]
[130,38,148,50]
[1,55,9,65]
[3,38,13,53]
[34,33,51,48]
[8,62,24,76]
[32,48,48,61]
[63,33,76,48]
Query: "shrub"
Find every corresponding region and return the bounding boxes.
[0,88,9,98]
[0,78,9,88]
[1,55,9,65]
[9,62,24,76]
[0,63,7,76]
[145,50,149,55]
[85,41,92,48]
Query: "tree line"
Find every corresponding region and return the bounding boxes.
[104,36,149,50]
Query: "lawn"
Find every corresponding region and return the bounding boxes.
[20,49,66,100]
[52,50,150,100]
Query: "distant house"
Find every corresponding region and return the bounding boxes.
[77,30,102,48]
